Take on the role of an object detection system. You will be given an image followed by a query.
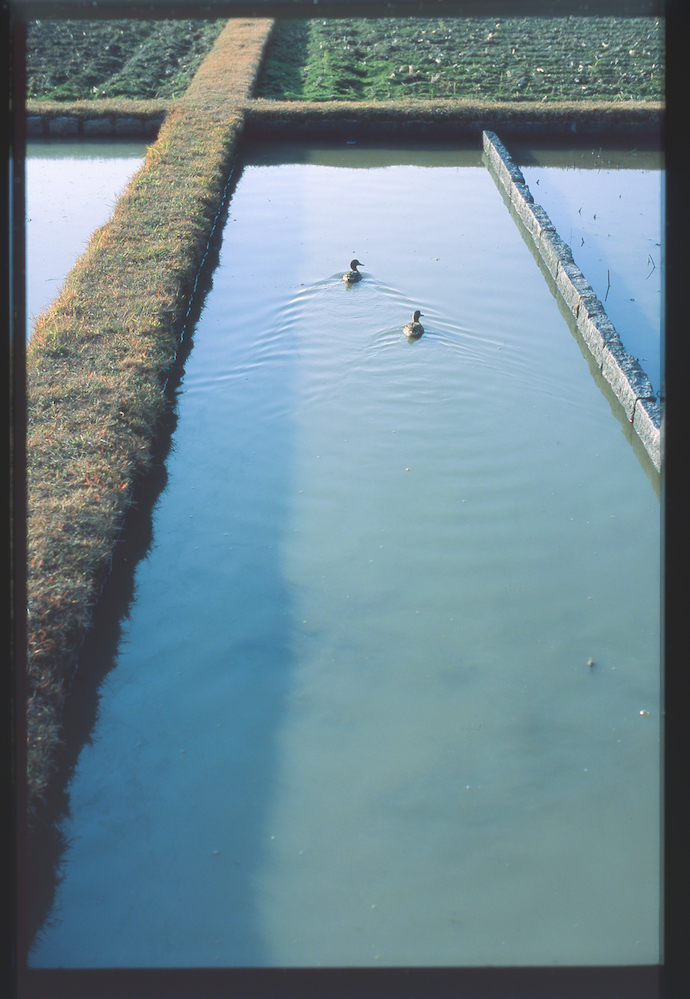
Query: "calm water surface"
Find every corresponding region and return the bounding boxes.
[517,146,663,398]
[30,143,660,969]
[26,139,147,337]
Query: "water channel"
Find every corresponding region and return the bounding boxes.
[29,140,661,968]
[26,138,147,338]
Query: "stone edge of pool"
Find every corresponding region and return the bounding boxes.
[22,16,664,824]
[482,130,661,474]
[27,97,665,141]
[25,104,170,138]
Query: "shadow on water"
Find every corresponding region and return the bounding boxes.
[26,450,170,949]
[26,152,287,964]
[24,136,662,974]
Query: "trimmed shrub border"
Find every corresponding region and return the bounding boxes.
[25,17,664,817]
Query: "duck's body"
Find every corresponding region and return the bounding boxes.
[403,310,424,338]
[343,259,364,283]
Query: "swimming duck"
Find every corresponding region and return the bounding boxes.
[403,310,424,338]
[343,259,364,283]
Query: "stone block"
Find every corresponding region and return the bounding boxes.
[575,298,618,366]
[115,117,144,136]
[482,143,502,179]
[26,117,43,136]
[48,116,78,137]
[483,131,512,183]
[538,229,573,280]
[513,201,550,242]
[556,259,596,315]
[482,129,502,161]
[633,397,662,471]
[600,338,655,422]
[509,180,535,220]
[83,118,116,136]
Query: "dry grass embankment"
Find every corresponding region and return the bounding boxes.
[25,17,274,813]
[246,94,663,137]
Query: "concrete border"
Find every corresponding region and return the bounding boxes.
[244,102,662,142]
[483,129,661,472]
[29,113,167,138]
[27,97,664,142]
[26,103,171,138]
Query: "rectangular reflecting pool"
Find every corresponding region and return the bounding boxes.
[29,141,661,969]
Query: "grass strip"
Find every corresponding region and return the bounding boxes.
[25,17,274,815]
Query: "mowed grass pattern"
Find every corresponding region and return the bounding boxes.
[256,16,664,102]
[26,19,227,101]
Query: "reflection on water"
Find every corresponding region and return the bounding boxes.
[515,146,664,399]
[29,143,660,969]
[26,139,148,338]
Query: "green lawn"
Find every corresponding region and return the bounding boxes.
[26,19,226,100]
[256,16,664,102]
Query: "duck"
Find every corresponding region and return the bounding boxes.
[403,310,424,338]
[343,259,364,283]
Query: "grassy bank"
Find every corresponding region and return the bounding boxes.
[255,16,664,102]
[246,95,663,138]
[25,18,274,813]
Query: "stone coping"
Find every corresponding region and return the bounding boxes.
[26,107,170,138]
[483,129,661,472]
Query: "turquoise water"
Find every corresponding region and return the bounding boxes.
[30,144,660,968]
